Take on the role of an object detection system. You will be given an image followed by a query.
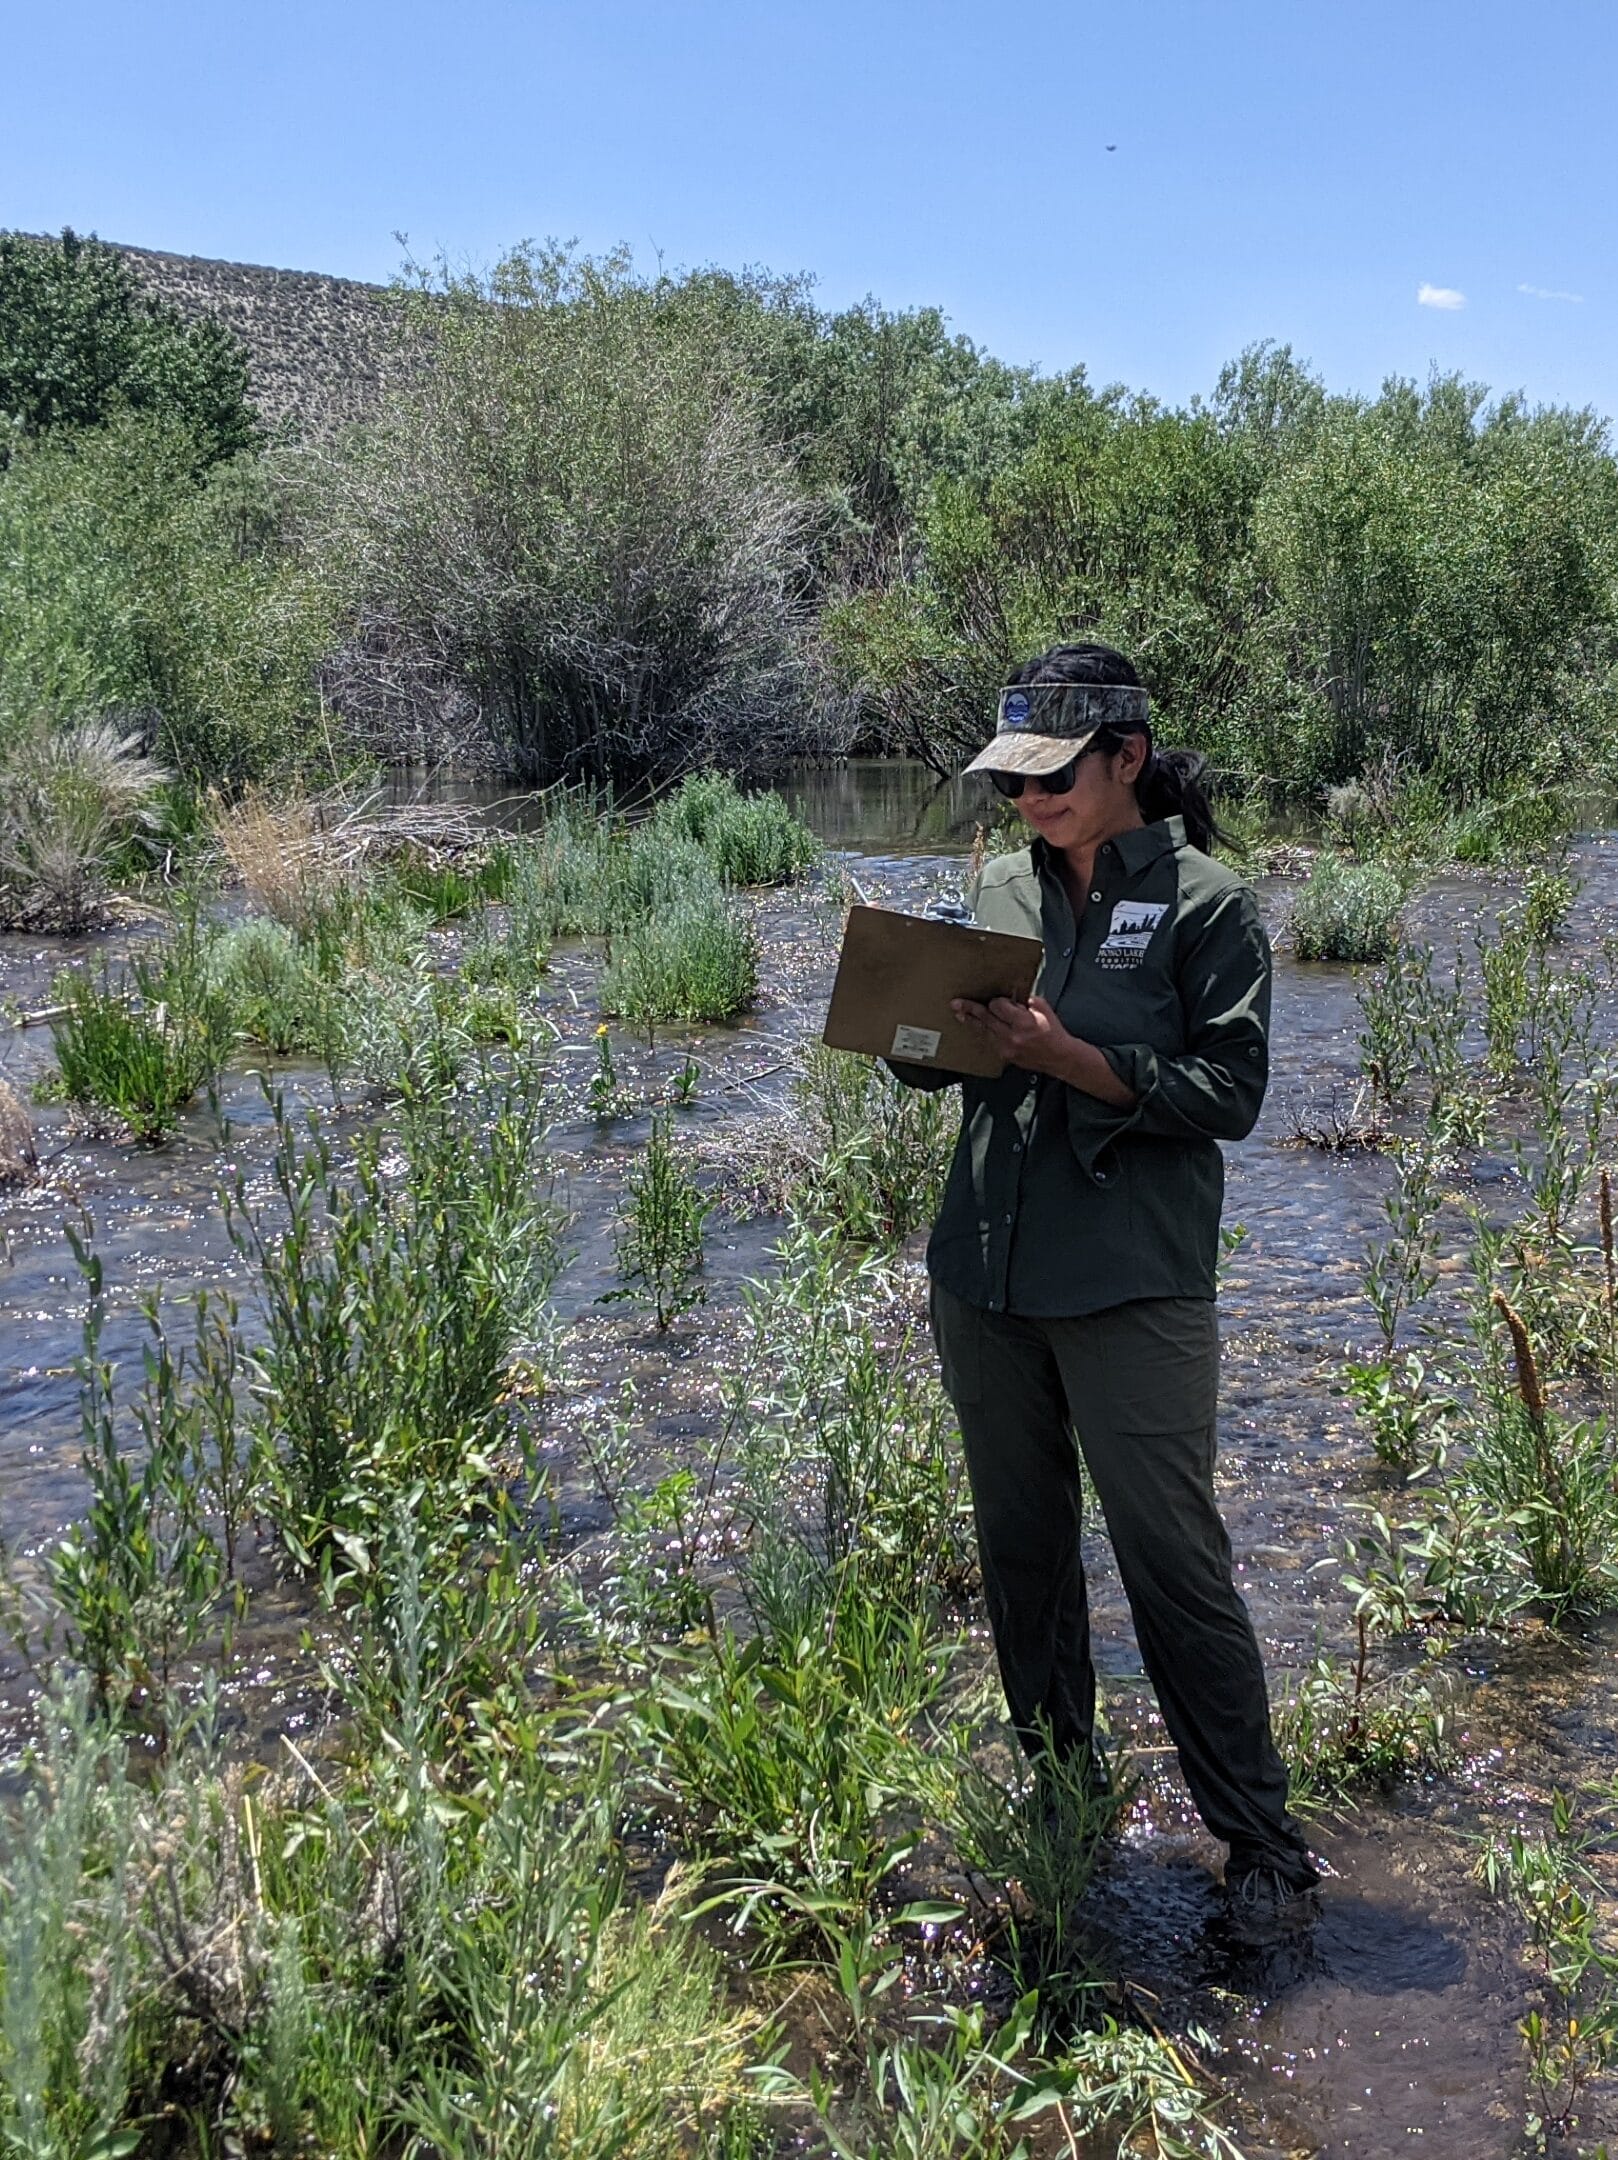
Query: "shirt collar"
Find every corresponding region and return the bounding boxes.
[1031,816,1184,880]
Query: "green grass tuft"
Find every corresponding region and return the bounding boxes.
[599,888,758,1022]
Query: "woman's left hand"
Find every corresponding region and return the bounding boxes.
[952,994,1072,1074]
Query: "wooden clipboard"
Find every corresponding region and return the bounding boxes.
[821,905,1044,1079]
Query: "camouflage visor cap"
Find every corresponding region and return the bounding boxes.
[962,682,1152,778]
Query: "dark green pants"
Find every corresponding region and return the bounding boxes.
[930,1281,1314,1885]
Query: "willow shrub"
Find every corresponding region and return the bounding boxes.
[835,356,1618,803]
[0,416,335,786]
[791,1043,954,1244]
[225,1064,563,1568]
[310,243,820,782]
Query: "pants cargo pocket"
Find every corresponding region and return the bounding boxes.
[928,1279,984,1409]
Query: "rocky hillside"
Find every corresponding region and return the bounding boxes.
[116,240,397,437]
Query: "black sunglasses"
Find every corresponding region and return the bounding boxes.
[988,756,1081,801]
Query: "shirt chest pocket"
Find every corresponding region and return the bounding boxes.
[1058,910,1185,1051]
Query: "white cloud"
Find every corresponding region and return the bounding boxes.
[1518,282,1585,303]
[1417,283,1466,311]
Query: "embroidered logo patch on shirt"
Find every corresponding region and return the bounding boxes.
[1096,899,1168,969]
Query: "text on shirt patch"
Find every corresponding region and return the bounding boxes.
[1096,899,1168,969]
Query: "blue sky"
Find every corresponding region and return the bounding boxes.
[6,0,1615,420]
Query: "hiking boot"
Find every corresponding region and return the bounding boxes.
[1224,1864,1322,1947]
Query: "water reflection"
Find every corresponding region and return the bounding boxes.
[379,756,995,855]
[768,757,991,852]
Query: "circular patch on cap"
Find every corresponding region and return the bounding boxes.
[1003,691,1030,727]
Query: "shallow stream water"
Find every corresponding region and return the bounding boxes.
[6,761,1618,2156]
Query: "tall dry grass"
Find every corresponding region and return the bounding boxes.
[212,790,354,932]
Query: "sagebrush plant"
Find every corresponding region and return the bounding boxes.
[1290,851,1404,963]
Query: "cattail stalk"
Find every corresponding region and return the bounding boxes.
[1494,1289,1547,1422]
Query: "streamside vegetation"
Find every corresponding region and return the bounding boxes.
[7,228,1618,829]
[14,782,1618,2149]
[1,1023,1262,2157]
[36,775,808,1140]
[1334,871,1618,1629]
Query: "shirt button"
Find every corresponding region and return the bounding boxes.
[1062,944,1073,957]
[1090,891,1103,904]
[1245,1046,1262,1061]
[1012,1140,1023,1153]
[1095,1169,1109,1184]
[1003,1211,1013,1224]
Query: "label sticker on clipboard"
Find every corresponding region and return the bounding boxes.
[890,1023,943,1061]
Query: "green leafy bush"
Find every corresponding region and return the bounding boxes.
[0,416,334,785]
[652,772,818,885]
[599,888,758,1022]
[1291,852,1404,962]
[0,227,257,464]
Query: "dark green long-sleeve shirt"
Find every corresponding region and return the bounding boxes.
[892,816,1271,1318]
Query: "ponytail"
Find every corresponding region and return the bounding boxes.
[1087,730,1227,854]
[1137,745,1226,855]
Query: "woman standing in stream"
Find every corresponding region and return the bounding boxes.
[892,640,1320,1943]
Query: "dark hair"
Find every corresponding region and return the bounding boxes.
[1010,642,1226,854]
